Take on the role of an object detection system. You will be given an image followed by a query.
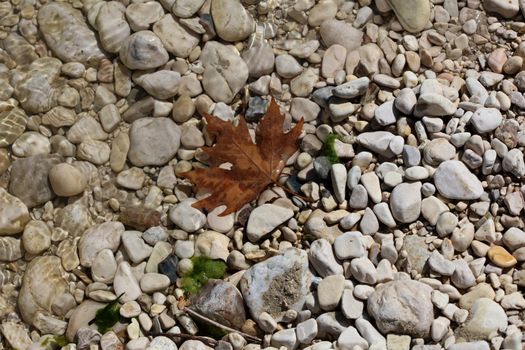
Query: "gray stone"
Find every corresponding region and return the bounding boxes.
[338,326,368,350]
[119,31,169,70]
[414,93,457,117]
[333,77,370,99]
[128,117,181,167]
[427,250,455,276]
[319,19,363,51]
[483,0,519,18]
[9,154,63,208]
[193,280,246,329]
[386,0,431,33]
[201,41,249,103]
[502,148,525,178]
[240,248,312,321]
[374,99,398,126]
[246,204,293,242]
[470,108,502,133]
[169,198,206,233]
[459,298,507,340]
[211,0,255,42]
[434,160,484,200]
[308,239,343,277]
[395,88,417,115]
[333,231,365,260]
[367,280,434,337]
[390,182,422,223]
[38,3,104,66]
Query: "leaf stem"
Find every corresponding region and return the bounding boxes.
[149,332,218,347]
[183,307,262,344]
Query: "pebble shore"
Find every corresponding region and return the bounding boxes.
[0,0,525,349]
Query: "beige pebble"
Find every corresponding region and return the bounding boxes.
[49,163,87,197]
[487,48,507,74]
[487,245,517,268]
[0,188,30,236]
[22,220,51,255]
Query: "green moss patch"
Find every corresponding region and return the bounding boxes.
[322,133,341,164]
[181,256,227,295]
[93,293,124,334]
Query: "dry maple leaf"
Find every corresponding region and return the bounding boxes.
[180,98,304,216]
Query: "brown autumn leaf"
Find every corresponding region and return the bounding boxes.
[180,98,304,216]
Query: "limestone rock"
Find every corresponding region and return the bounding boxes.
[18,256,74,326]
[9,154,63,208]
[368,280,434,337]
[0,188,30,236]
[241,249,312,321]
[192,280,246,329]
[38,3,104,66]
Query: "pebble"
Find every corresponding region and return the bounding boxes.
[320,19,363,51]
[49,163,87,197]
[275,55,303,79]
[322,45,346,79]
[139,273,171,293]
[309,239,343,277]
[470,108,503,133]
[128,117,181,167]
[113,261,142,302]
[317,274,345,311]
[241,249,312,321]
[194,230,230,261]
[92,249,117,284]
[193,280,246,329]
[211,0,254,42]
[350,257,377,284]
[246,204,294,242]
[338,326,368,350]
[296,319,318,344]
[0,237,22,262]
[122,231,153,264]
[395,88,417,115]
[96,2,130,54]
[414,93,457,117]
[291,98,320,122]
[367,280,434,337]
[78,222,124,267]
[0,188,30,235]
[135,71,181,100]
[387,0,431,33]
[487,245,517,267]
[390,182,422,223]
[483,0,519,18]
[19,256,74,327]
[119,31,169,70]
[169,198,206,233]
[21,220,51,255]
[460,298,508,340]
[9,154,63,208]
[434,160,484,200]
[153,14,199,59]
[451,259,477,289]
[427,250,455,276]
[333,231,365,259]
[201,41,249,103]
[172,0,206,17]
[125,2,163,32]
[424,138,456,166]
[38,3,104,66]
